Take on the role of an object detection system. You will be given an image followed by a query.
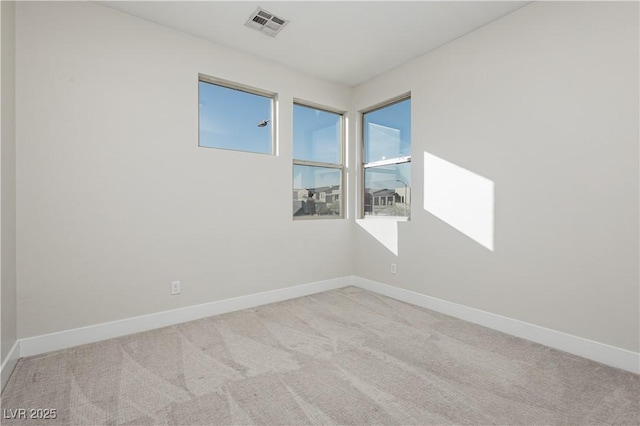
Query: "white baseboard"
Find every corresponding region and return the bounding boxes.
[352,276,640,374]
[8,275,639,380]
[1,340,20,392]
[19,277,351,358]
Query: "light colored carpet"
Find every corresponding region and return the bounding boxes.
[1,286,638,425]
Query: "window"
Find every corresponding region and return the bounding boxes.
[293,102,344,219]
[198,75,275,154]
[362,96,411,218]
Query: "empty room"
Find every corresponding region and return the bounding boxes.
[1,1,638,424]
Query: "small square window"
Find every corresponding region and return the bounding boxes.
[198,75,275,154]
[293,165,342,217]
[293,104,341,164]
[364,162,411,217]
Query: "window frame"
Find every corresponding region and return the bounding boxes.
[360,93,412,219]
[292,99,346,220]
[198,73,277,155]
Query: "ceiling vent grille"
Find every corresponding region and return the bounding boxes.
[245,7,289,37]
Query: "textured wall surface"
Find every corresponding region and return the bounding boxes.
[353,1,639,352]
[16,1,353,338]
[1,0,17,364]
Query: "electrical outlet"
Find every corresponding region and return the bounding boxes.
[171,281,181,295]
[390,263,397,274]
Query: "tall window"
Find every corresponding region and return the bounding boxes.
[293,102,344,219]
[362,96,411,218]
[198,74,275,154]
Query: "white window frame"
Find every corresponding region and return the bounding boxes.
[293,99,345,220]
[361,94,412,219]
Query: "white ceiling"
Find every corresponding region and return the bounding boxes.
[98,1,531,87]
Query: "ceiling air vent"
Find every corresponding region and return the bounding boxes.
[245,7,289,37]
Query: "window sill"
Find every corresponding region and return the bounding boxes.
[293,215,344,221]
[359,216,409,222]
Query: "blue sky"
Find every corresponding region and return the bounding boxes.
[293,104,341,164]
[364,98,411,164]
[293,104,342,189]
[199,81,411,190]
[199,81,272,154]
[364,98,412,190]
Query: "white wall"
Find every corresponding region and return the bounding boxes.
[13,1,639,357]
[15,2,353,338]
[353,1,639,352]
[1,0,17,364]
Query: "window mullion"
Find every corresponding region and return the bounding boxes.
[364,156,411,168]
[293,159,342,169]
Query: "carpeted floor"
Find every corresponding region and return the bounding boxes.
[1,286,638,425]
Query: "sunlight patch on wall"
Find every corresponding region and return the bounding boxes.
[356,218,401,256]
[424,152,494,251]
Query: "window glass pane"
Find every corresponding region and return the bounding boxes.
[293,104,341,164]
[364,98,411,163]
[364,162,411,217]
[199,80,272,154]
[293,165,341,217]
